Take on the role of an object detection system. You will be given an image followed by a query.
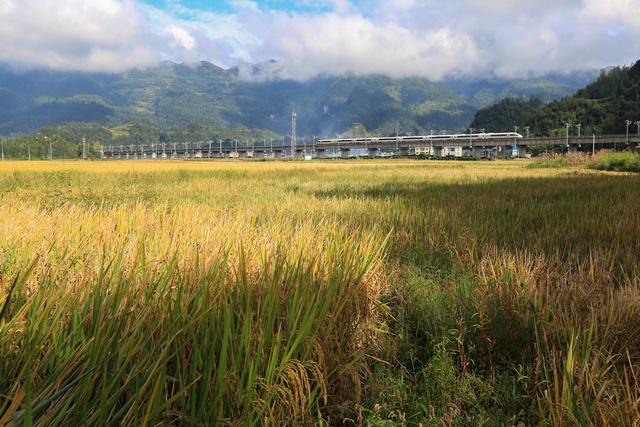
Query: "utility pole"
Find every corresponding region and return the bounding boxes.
[576,124,581,137]
[82,137,86,159]
[291,110,297,159]
[49,138,53,160]
[395,129,399,152]
[635,121,640,137]
[625,120,632,146]
[1,136,4,160]
[592,133,595,156]
[565,123,571,149]
[524,126,530,138]
[430,129,433,155]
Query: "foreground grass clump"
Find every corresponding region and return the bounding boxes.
[0,211,386,425]
[1,159,639,425]
[587,151,640,172]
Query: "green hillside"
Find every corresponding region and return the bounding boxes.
[471,60,640,136]
[0,62,594,138]
[39,122,280,145]
[442,71,598,107]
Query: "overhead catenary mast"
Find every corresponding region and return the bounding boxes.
[291,110,296,159]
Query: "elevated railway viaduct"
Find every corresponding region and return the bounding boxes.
[102,133,640,159]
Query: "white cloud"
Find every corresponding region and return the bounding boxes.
[0,0,161,72]
[582,0,640,32]
[166,25,196,50]
[248,12,481,80]
[0,0,638,79]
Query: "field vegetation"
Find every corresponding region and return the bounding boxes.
[0,159,639,425]
[588,152,640,173]
[528,151,640,174]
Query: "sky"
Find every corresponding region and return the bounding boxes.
[0,0,639,80]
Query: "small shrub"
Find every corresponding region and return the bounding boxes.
[587,151,640,172]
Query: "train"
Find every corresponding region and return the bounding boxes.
[319,132,523,144]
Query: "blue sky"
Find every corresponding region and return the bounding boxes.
[139,0,336,15]
[0,0,639,79]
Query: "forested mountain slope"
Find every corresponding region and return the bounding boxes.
[471,60,640,136]
[0,61,595,137]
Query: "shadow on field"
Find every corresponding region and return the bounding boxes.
[310,172,640,424]
[308,173,640,266]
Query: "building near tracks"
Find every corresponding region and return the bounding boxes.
[415,146,463,157]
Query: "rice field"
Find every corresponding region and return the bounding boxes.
[0,159,639,425]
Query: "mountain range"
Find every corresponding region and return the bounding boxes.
[0,61,599,138]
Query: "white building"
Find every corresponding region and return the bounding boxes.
[415,146,463,157]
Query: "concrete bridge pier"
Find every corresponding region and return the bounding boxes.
[472,146,484,158]
[295,149,304,159]
[340,148,351,159]
[432,146,444,157]
[496,145,509,158]
[239,150,248,158]
[398,147,409,156]
[517,146,527,158]
[254,150,265,159]
[315,149,326,159]
[568,145,578,155]
[367,147,379,157]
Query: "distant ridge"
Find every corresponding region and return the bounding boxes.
[0,61,597,137]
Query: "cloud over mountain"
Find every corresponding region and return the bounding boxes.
[1,0,638,79]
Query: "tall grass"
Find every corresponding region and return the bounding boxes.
[0,210,387,424]
[1,159,639,424]
[527,152,596,168]
[588,151,640,173]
